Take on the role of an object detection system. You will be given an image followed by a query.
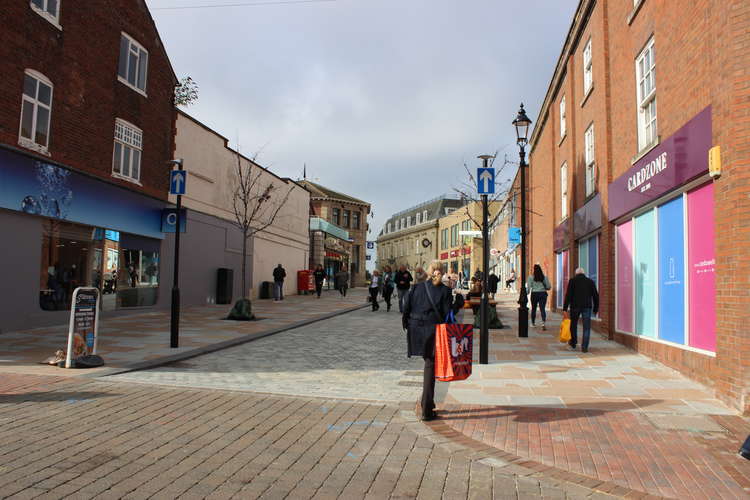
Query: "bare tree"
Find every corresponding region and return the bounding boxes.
[227,149,295,320]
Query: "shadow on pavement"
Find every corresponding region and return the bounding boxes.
[0,391,116,404]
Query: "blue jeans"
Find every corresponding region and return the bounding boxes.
[273,281,284,300]
[569,307,592,350]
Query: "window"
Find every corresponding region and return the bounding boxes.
[560,96,566,138]
[461,220,471,244]
[332,208,340,225]
[441,228,448,250]
[118,33,148,94]
[353,211,360,229]
[343,210,350,228]
[416,212,422,225]
[584,124,595,196]
[636,38,657,150]
[450,224,459,247]
[30,0,60,26]
[19,71,53,153]
[583,39,593,95]
[401,218,406,229]
[112,119,142,182]
[387,222,392,233]
[423,210,428,221]
[561,163,569,219]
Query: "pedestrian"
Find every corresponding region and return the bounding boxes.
[382,265,396,311]
[403,260,460,421]
[395,265,413,312]
[526,264,551,330]
[474,269,483,281]
[313,264,326,299]
[505,269,516,290]
[272,263,286,301]
[414,266,428,284]
[369,270,382,311]
[335,268,349,297]
[563,267,600,353]
[488,272,499,298]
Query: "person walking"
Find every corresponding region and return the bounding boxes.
[403,261,459,421]
[395,265,413,312]
[382,265,396,311]
[526,264,551,330]
[563,267,600,353]
[414,266,428,284]
[505,269,516,290]
[369,270,382,311]
[272,263,286,301]
[335,268,349,297]
[313,264,326,299]
[488,272,499,298]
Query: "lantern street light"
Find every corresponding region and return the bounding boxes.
[512,103,532,338]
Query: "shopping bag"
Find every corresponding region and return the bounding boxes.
[435,312,473,382]
[559,317,571,343]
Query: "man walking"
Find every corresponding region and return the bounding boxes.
[335,268,349,297]
[272,263,286,301]
[395,265,413,312]
[563,267,599,353]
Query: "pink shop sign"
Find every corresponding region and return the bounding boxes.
[608,106,712,221]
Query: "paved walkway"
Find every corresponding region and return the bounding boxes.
[0,289,368,378]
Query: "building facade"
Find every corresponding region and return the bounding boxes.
[527,0,750,413]
[298,180,370,287]
[376,195,465,272]
[0,1,177,330]
[169,111,310,303]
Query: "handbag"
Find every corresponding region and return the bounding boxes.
[435,310,473,382]
[559,315,571,343]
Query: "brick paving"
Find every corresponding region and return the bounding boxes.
[0,373,612,499]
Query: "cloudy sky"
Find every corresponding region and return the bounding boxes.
[147,0,577,250]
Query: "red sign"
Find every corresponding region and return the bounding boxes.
[462,247,471,255]
[449,250,460,258]
[440,252,449,259]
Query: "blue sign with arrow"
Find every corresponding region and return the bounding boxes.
[170,170,187,195]
[477,167,495,194]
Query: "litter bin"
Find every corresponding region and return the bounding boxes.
[259,281,272,299]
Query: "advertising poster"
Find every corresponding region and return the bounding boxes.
[635,210,656,337]
[687,183,716,351]
[657,197,685,345]
[616,222,634,333]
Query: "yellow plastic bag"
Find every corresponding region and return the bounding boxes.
[559,318,571,343]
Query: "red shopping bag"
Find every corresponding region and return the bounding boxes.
[435,315,473,382]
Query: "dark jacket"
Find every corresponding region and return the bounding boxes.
[313,269,326,284]
[403,281,453,358]
[488,274,499,293]
[563,274,599,313]
[395,270,413,290]
[273,266,286,282]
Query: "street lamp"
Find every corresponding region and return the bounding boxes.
[512,104,532,338]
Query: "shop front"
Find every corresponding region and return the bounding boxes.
[553,219,570,309]
[0,147,167,331]
[323,236,351,286]
[573,194,601,315]
[609,106,715,353]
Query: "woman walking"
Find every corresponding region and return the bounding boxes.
[402,261,458,421]
[382,266,396,311]
[369,270,382,311]
[313,264,326,298]
[526,264,551,329]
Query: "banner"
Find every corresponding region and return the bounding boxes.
[635,210,656,337]
[687,183,716,351]
[657,196,685,344]
[616,221,634,333]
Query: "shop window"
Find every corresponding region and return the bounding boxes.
[30,0,60,27]
[636,38,657,151]
[634,209,657,337]
[19,70,53,154]
[118,32,148,94]
[555,250,569,309]
[113,119,142,183]
[686,184,715,351]
[583,38,593,95]
[616,221,634,333]
[657,196,685,345]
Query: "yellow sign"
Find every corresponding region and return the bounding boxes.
[708,146,721,178]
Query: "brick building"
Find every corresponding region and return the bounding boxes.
[0,1,177,330]
[298,180,370,287]
[527,0,750,412]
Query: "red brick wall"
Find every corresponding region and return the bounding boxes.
[0,0,176,200]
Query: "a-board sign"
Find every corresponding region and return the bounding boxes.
[65,287,101,368]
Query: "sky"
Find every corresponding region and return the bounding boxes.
[146,0,578,264]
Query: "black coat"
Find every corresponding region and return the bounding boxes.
[488,274,499,293]
[563,274,599,313]
[403,281,453,358]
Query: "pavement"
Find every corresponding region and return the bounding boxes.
[0,288,368,378]
[2,288,750,499]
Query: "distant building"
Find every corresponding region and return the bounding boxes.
[298,180,370,287]
[377,195,466,272]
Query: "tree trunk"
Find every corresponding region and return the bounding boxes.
[241,229,247,298]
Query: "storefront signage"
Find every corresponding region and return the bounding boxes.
[161,209,187,233]
[65,287,100,368]
[449,250,460,258]
[0,148,165,239]
[553,219,569,251]
[608,106,712,221]
[573,194,602,239]
[462,247,471,255]
[440,252,449,259]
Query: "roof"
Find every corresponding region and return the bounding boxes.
[379,195,467,238]
[297,180,370,206]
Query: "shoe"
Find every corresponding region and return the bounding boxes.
[542,322,546,331]
[387,305,391,312]
[567,345,577,351]
[531,322,535,327]
[582,348,589,353]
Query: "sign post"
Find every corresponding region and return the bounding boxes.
[169,162,185,348]
[477,156,494,365]
[65,287,100,368]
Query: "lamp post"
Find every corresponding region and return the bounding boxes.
[512,104,532,338]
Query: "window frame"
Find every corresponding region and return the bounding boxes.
[117,32,149,95]
[636,37,657,152]
[332,207,340,226]
[18,70,54,154]
[583,38,593,95]
[584,124,596,197]
[30,0,61,29]
[112,118,143,184]
[561,162,569,220]
[353,211,360,230]
[343,209,350,228]
[559,95,566,138]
